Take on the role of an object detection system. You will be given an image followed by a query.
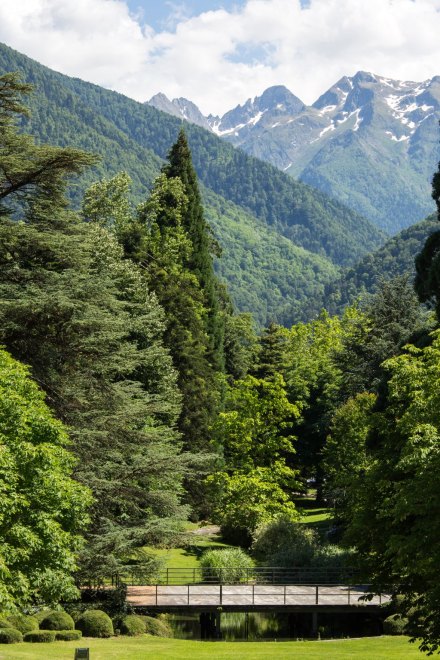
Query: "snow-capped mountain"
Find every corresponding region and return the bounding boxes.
[208,85,305,138]
[147,73,440,233]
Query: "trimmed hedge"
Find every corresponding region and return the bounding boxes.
[140,615,172,638]
[118,615,145,637]
[40,611,74,631]
[23,630,56,642]
[76,610,114,638]
[55,630,83,641]
[7,614,39,633]
[0,628,22,643]
[383,614,408,635]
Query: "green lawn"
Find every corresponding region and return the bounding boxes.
[0,636,425,659]
[146,528,234,571]
[296,493,333,537]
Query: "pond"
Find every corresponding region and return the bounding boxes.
[166,611,382,641]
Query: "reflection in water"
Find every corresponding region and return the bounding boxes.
[168,612,283,640]
[166,611,382,641]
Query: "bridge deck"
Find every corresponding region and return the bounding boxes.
[127,584,389,609]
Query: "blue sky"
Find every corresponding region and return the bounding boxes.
[0,0,439,115]
[126,1,246,30]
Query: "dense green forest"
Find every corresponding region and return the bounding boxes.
[0,42,386,327]
[2,50,440,655]
[322,214,439,314]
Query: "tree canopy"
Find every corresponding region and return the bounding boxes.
[0,348,91,609]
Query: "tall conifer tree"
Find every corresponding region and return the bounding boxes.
[163,128,225,371]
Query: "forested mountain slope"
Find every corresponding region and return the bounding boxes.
[0,42,384,325]
[322,214,439,314]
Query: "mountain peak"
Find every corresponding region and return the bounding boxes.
[209,85,304,136]
[147,93,212,131]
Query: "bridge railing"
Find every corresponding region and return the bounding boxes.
[115,566,359,587]
[125,583,388,608]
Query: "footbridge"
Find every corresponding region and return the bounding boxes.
[116,567,390,612]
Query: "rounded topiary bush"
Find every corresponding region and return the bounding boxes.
[40,611,74,631]
[0,628,23,643]
[383,614,408,635]
[33,609,54,624]
[200,547,254,584]
[76,610,114,638]
[119,614,146,637]
[55,630,83,641]
[23,630,56,642]
[7,614,39,633]
[141,615,172,638]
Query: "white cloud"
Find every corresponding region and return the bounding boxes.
[0,0,439,115]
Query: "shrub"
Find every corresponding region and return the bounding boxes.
[118,614,145,637]
[252,516,318,566]
[40,611,74,631]
[383,614,408,635]
[0,619,12,629]
[309,545,355,580]
[140,615,172,637]
[55,630,83,641]
[33,609,54,624]
[23,630,56,642]
[0,628,22,643]
[76,610,114,638]
[7,614,39,633]
[199,547,254,583]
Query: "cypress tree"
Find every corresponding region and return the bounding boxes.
[163,128,225,371]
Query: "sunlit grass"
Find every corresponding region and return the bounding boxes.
[0,635,426,659]
[145,526,235,571]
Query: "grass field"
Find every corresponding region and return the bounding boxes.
[0,635,425,659]
[146,531,232,570]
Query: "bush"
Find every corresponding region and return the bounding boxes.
[383,614,408,635]
[55,630,83,641]
[7,614,39,633]
[252,516,318,566]
[40,611,74,631]
[0,628,22,643]
[76,610,114,638]
[33,609,54,624]
[199,547,254,583]
[23,630,56,642]
[0,618,13,629]
[140,615,172,638]
[309,545,355,580]
[118,614,146,637]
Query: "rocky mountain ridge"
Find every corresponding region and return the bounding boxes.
[148,72,440,233]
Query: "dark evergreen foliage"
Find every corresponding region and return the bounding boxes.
[164,128,225,371]
[0,73,189,581]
